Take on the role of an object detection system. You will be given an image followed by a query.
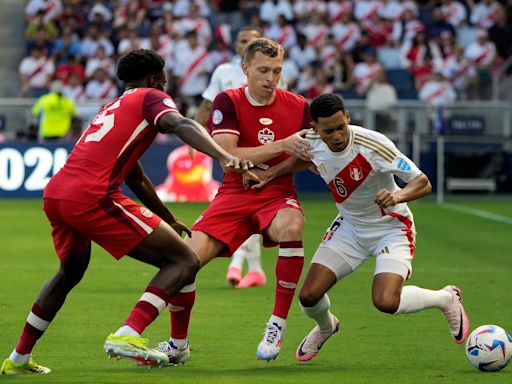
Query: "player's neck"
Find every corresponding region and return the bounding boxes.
[245,87,275,106]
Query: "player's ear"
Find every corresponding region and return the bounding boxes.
[345,111,351,124]
[241,62,249,76]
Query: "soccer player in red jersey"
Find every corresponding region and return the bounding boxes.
[157,38,313,363]
[0,49,254,375]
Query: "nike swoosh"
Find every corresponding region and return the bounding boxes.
[455,312,464,341]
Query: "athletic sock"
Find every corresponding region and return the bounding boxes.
[169,284,196,340]
[13,303,56,358]
[228,249,245,271]
[244,235,263,273]
[272,241,304,319]
[395,285,452,314]
[300,294,334,331]
[123,285,170,334]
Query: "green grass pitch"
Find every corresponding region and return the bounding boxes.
[0,196,511,383]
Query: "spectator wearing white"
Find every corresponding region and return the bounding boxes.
[117,27,149,56]
[289,33,318,70]
[365,70,398,132]
[327,0,353,24]
[419,69,456,107]
[392,9,426,45]
[85,46,115,80]
[259,0,294,24]
[25,0,63,23]
[353,47,384,95]
[173,0,211,18]
[294,0,328,19]
[331,11,361,52]
[301,11,330,48]
[319,35,339,69]
[80,25,114,59]
[354,0,380,22]
[88,0,113,23]
[63,73,86,102]
[173,30,212,101]
[468,0,501,29]
[282,50,300,91]
[19,46,55,98]
[399,26,442,71]
[265,14,297,50]
[177,3,212,46]
[440,0,468,27]
[464,29,497,68]
[113,0,147,29]
[441,46,478,100]
[378,0,404,22]
[145,21,175,70]
[84,68,117,101]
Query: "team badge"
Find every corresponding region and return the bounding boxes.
[140,207,154,218]
[397,159,411,171]
[350,167,363,181]
[259,117,273,125]
[163,98,176,108]
[212,109,223,125]
[258,128,275,144]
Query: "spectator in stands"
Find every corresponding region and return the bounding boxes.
[55,54,85,84]
[265,14,297,50]
[468,0,501,29]
[438,30,457,59]
[178,3,212,46]
[440,0,468,27]
[289,33,317,70]
[53,25,82,64]
[25,10,58,41]
[26,26,55,56]
[302,11,330,48]
[353,47,384,95]
[362,12,394,47]
[354,0,380,22]
[306,69,335,99]
[399,26,442,75]
[464,28,497,68]
[442,46,479,100]
[488,6,512,61]
[419,69,456,107]
[88,0,113,25]
[259,0,294,24]
[331,50,356,92]
[58,3,86,34]
[25,0,63,23]
[19,46,55,98]
[85,46,115,80]
[80,25,114,59]
[365,70,398,131]
[84,68,118,100]
[117,26,147,56]
[63,73,86,102]
[426,6,456,42]
[31,80,80,141]
[327,0,353,25]
[331,10,361,52]
[391,8,425,45]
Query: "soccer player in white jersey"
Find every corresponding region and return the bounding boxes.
[245,93,469,362]
[196,26,267,289]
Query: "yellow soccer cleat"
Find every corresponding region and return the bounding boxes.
[1,358,51,375]
[104,334,169,367]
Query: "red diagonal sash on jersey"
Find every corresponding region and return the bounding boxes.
[310,29,327,46]
[100,82,114,99]
[28,60,46,80]
[179,51,209,90]
[337,27,354,49]
[426,84,450,104]
[327,153,372,204]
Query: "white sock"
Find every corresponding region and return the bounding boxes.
[300,294,334,332]
[229,249,245,271]
[269,314,286,329]
[114,325,140,337]
[395,286,452,314]
[170,338,188,348]
[9,350,30,364]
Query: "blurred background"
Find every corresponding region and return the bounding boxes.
[0,0,511,201]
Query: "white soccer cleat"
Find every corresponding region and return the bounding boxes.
[296,315,340,362]
[157,340,190,365]
[441,285,469,344]
[256,322,285,361]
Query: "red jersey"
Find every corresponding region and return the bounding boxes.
[209,87,311,193]
[44,88,178,202]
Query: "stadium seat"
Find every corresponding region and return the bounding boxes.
[397,89,418,100]
[386,69,414,92]
[338,89,361,100]
[377,47,402,70]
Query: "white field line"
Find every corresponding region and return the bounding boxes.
[441,203,512,225]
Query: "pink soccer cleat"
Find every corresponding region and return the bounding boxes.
[226,267,242,287]
[441,285,469,344]
[236,271,266,288]
[296,315,340,362]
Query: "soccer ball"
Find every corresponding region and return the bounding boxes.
[465,325,512,372]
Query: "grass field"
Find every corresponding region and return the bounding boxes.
[0,196,511,383]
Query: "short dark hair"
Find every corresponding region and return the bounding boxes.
[116,49,165,83]
[242,38,284,64]
[310,94,347,122]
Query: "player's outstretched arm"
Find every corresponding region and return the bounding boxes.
[243,156,311,189]
[125,161,191,237]
[374,173,432,209]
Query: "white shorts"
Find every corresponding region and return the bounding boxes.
[312,214,416,281]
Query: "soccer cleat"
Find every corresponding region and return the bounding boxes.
[1,358,51,375]
[236,271,266,288]
[441,285,469,344]
[103,334,168,367]
[157,340,190,365]
[257,322,285,361]
[226,267,242,287]
[296,315,340,362]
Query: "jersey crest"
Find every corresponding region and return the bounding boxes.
[350,167,363,181]
[258,127,275,144]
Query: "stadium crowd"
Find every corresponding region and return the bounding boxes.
[20,0,512,112]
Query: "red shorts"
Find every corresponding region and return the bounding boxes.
[191,189,303,256]
[43,194,161,262]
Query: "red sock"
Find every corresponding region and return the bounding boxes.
[273,241,304,319]
[169,289,196,339]
[124,286,170,334]
[15,303,55,355]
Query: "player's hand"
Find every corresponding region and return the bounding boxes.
[280,129,312,161]
[221,155,254,173]
[242,168,272,189]
[374,188,399,209]
[170,220,192,238]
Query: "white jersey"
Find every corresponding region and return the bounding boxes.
[306,125,422,227]
[201,57,246,102]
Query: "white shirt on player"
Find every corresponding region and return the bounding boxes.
[306,125,423,227]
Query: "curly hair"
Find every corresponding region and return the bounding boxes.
[310,94,347,122]
[116,49,165,83]
[242,38,284,64]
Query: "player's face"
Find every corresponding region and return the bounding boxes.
[235,30,261,55]
[242,52,283,103]
[314,111,351,152]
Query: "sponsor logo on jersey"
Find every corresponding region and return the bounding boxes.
[163,98,176,108]
[285,197,300,208]
[278,280,297,289]
[140,207,154,218]
[259,117,273,125]
[212,109,223,125]
[397,159,411,171]
[350,167,363,181]
[258,127,275,144]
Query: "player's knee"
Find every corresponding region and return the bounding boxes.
[372,291,400,314]
[299,288,322,308]
[58,266,86,288]
[279,216,304,240]
[179,251,200,283]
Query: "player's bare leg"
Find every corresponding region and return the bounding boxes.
[2,244,91,375]
[296,260,340,362]
[257,208,304,361]
[235,234,266,288]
